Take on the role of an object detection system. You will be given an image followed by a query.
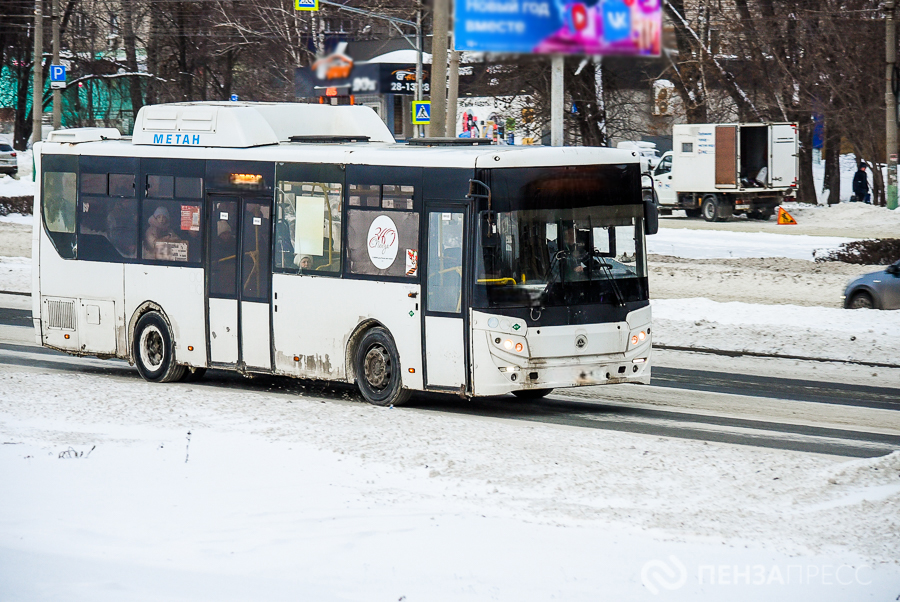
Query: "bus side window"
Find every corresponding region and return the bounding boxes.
[42,171,77,259]
[276,180,342,273]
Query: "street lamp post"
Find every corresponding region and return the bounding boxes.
[887,0,897,209]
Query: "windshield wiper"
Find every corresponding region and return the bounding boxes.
[591,251,626,306]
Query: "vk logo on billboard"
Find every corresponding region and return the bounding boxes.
[603,0,631,43]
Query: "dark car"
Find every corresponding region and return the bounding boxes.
[0,142,17,176]
[844,260,900,309]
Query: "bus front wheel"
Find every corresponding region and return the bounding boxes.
[355,327,411,407]
[133,311,186,383]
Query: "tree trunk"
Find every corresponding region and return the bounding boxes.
[796,115,817,204]
[122,0,143,123]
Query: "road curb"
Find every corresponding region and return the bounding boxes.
[654,344,900,370]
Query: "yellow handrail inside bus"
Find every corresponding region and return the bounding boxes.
[477,277,517,285]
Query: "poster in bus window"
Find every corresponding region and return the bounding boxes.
[181,205,200,231]
[367,215,399,270]
[155,241,188,261]
[406,249,418,276]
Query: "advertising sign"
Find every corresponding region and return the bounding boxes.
[455,0,661,56]
[295,64,430,98]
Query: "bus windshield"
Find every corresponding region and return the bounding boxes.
[474,164,647,309]
[475,203,647,309]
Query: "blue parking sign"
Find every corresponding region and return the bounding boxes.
[50,65,66,82]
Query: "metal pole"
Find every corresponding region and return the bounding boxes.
[594,56,606,145]
[32,0,43,146]
[887,1,898,209]
[52,0,60,130]
[550,55,564,146]
[415,5,424,138]
[429,0,449,137]
[447,50,460,137]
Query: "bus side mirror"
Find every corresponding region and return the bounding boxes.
[644,199,659,235]
[481,211,500,248]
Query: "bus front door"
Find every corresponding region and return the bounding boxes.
[207,195,272,370]
[423,206,468,391]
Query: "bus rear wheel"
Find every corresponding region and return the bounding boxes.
[133,312,185,383]
[355,327,411,407]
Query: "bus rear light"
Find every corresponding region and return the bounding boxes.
[187,346,194,351]
[64,334,70,339]
[408,368,415,373]
[293,356,300,362]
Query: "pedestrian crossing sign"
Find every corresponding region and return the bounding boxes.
[294,0,318,11]
[412,101,431,125]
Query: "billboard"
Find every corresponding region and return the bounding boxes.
[295,63,431,98]
[455,0,661,56]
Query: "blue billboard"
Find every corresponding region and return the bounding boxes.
[455,0,661,56]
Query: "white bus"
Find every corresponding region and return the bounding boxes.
[32,102,657,405]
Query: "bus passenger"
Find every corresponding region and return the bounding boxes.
[143,206,182,259]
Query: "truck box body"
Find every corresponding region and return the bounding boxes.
[653,122,798,220]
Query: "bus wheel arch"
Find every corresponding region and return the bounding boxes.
[346,321,411,406]
[128,303,185,383]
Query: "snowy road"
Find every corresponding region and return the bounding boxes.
[2,325,897,459]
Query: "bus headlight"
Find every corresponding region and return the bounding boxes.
[631,331,647,345]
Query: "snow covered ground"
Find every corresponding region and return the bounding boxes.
[648,228,852,260]
[1,367,898,601]
[0,174,34,198]
[653,298,900,364]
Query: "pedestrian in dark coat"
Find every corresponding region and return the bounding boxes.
[852,163,871,204]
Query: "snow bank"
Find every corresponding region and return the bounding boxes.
[649,228,852,260]
[653,298,900,363]
[780,201,900,237]
[0,174,34,199]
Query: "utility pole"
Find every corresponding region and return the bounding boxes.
[32,0,44,146]
[416,3,424,137]
[52,0,60,130]
[887,0,898,209]
[550,55,564,146]
[446,50,460,137]
[429,0,449,137]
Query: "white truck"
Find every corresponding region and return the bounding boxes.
[651,122,799,221]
